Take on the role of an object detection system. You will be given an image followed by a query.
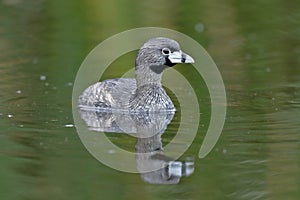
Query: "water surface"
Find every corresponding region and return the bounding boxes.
[0,0,299,200]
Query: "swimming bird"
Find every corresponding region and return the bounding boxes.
[78,37,194,113]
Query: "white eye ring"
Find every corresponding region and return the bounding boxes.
[162,48,171,55]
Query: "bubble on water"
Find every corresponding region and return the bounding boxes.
[194,23,205,33]
[7,114,13,118]
[16,90,22,94]
[40,75,46,81]
[64,124,74,128]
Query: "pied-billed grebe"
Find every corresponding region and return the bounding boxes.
[78,37,194,113]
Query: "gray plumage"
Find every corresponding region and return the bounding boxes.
[78,37,194,113]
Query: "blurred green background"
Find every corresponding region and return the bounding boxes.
[0,0,299,200]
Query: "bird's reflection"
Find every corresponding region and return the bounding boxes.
[78,108,194,184]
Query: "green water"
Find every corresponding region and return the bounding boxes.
[1,0,300,199]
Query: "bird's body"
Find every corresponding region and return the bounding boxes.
[78,78,175,112]
[78,37,194,113]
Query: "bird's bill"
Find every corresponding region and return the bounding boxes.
[168,51,195,64]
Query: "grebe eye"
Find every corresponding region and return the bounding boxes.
[162,48,171,55]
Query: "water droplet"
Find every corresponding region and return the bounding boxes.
[7,114,13,118]
[194,23,205,33]
[40,75,46,81]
